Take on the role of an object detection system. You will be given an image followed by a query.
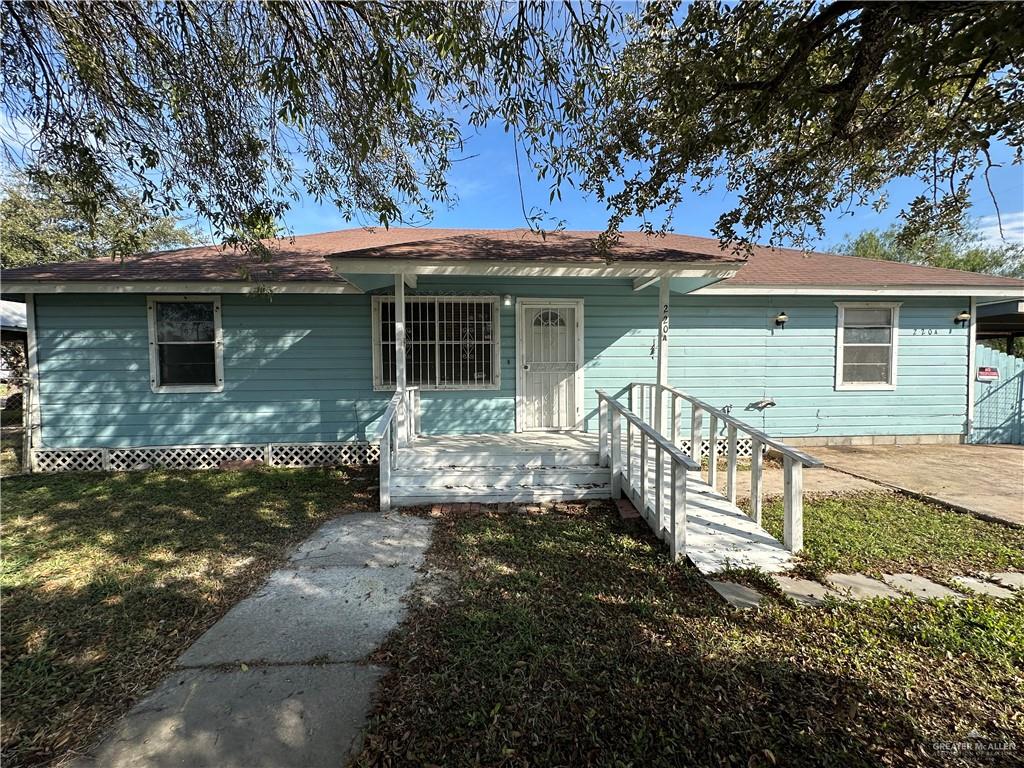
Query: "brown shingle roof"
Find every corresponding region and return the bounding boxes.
[0,228,743,283]
[2,227,1022,290]
[723,247,1024,288]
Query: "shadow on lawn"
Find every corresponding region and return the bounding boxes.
[358,503,1020,768]
[1,465,375,768]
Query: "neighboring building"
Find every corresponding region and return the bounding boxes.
[1,299,27,382]
[2,228,1022,476]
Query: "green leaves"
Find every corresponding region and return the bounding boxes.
[526,1,1024,248]
[839,220,1024,277]
[0,172,198,268]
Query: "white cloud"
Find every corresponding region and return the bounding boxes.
[977,210,1024,247]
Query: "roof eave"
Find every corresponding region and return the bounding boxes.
[692,283,1024,298]
[0,279,364,294]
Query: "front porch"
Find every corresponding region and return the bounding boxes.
[381,424,802,575]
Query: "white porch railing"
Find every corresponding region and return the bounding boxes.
[628,382,822,552]
[596,389,700,561]
[375,386,420,512]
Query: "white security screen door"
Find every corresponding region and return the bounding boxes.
[517,300,583,431]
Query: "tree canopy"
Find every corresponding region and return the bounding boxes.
[531,1,1024,249]
[838,221,1024,277]
[0,1,612,243]
[0,173,198,268]
[1,1,1021,252]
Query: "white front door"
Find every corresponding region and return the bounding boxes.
[517,300,583,431]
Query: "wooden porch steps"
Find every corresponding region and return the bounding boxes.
[391,432,607,507]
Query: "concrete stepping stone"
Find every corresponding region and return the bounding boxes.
[952,576,1017,599]
[825,573,902,600]
[774,576,839,607]
[990,572,1024,590]
[708,580,763,609]
[882,573,963,600]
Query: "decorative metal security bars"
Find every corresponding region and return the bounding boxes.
[375,296,499,389]
[32,442,380,473]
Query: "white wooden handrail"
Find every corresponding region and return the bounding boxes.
[374,391,403,513]
[375,386,421,512]
[597,389,698,562]
[627,382,821,553]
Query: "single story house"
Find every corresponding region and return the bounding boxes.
[2,228,1022,493]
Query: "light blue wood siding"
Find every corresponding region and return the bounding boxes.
[33,284,971,448]
[35,293,386,447]
[666,295,969,439]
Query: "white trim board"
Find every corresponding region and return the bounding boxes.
[24,294,42,462]
[692,284,1024,297]
[2,280,362,294]
[966,296,977,437]
[515,298,585,432]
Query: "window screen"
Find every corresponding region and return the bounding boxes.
[154,301,218,386]
[838,305,896,387]
[375,297,498,390]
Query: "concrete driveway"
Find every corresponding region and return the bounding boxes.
[810,444,1023,526]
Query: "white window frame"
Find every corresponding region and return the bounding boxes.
[147,295,224,393]
[371,295,501,392]
[834,301,901,391]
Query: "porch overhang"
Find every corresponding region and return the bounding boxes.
[329,256,739,283]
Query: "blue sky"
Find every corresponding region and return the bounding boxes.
[280,119,1024,252]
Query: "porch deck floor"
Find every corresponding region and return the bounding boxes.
[404,431,794,574]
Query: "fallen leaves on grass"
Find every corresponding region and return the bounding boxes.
[354,502,1023,768]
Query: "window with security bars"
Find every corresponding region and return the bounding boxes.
[835,303,899,390]
[373,296,500,390]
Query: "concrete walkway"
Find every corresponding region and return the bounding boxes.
[73,512,433,768]
[810,444,1024,526]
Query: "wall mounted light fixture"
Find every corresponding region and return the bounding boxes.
[774,311,788,328]
[955,309,971,328]
[503,294,513,307]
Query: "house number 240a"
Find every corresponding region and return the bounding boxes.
[910,328,952,335]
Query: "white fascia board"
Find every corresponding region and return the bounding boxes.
[328,257,739,280]
[691,284,1024,298]
[0,280,363,294]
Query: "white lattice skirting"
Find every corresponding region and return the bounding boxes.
[32,442,379,473]
[679,437,758,460]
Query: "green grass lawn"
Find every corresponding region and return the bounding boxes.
[1,407,24,476]
[0,465,375,768]
[353,502,1023,768]
[759,492,1024,579]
